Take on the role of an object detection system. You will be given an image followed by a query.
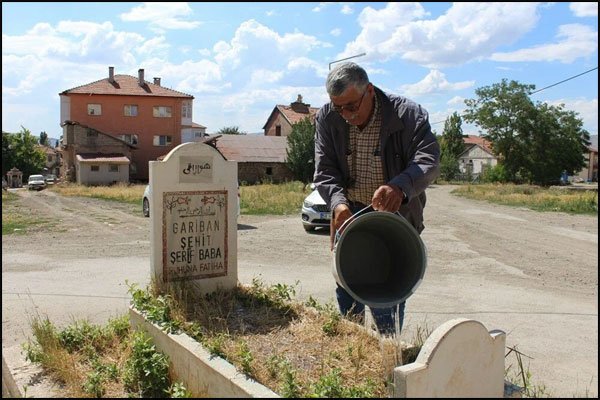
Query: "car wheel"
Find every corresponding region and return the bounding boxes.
[303,225,315,232]
[143,198,150,217]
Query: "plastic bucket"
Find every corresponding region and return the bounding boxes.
[333,211,427,309]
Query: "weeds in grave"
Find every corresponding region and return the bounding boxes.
[22,312,193,398]
[505,345,550,398]
[128,278,405,397]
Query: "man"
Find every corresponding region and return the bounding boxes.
[314,62,440,335]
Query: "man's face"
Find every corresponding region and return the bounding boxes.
[330,83,373,127]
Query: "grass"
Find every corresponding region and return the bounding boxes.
[451,183,598,215]
[129,278,405,398]
[1,190,54,234]
[48,182,146,206]
[22,312,195,398]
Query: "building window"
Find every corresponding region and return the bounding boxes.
[47,155,53,162]
[182,102,192,118]
[266,166,273,175]
[90,165,100,172]
[119,134,138,145]
[275,126,281,136]
[87,104,101,115]
[124,105,138,116]
[153,106,172,118]
[109,164,119,172]
[194,131,204,139]
[153,135,172,146]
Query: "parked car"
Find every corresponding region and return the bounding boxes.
[301,186,331,232]
[27,174,47,191]
[44,174,57,185]
[142,184,241,218]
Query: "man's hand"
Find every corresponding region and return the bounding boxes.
[330,203,353,250]
[372,184,404,212]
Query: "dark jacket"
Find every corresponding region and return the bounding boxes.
[314,86,440,233]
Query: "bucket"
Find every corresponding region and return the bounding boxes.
[333,210,427,309]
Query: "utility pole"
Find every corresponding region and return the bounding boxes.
[328,53,366,70]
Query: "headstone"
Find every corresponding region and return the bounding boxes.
[149,142,238,294]
[394,318,506,397]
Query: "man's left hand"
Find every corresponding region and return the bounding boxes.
[372,184,404,212]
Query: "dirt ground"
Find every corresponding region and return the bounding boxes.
[2,185,598,397]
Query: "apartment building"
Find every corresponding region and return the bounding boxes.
[59,67,195,181]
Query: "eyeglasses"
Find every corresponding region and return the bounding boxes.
[331,89,367,114]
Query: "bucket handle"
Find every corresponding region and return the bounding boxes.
[334,203,374,246]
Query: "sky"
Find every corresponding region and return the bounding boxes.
[2,2,598,140]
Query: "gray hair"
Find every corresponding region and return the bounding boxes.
[326,62,369,96]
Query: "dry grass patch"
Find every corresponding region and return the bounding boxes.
[132,278,408,397]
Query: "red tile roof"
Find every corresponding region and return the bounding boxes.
[211,135,289,163]
[60,74,193,98]
[276,104,319,125]
[464,134,493,152]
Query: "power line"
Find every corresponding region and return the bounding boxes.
[430,66,598,125]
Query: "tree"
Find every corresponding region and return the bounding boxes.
[217,126,246,135]
[438,112,464,181]
[39,131,49,146]
[463,79,589,185]
[286,117,315,183]
[2,126,46,178]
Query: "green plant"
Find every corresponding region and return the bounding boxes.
[122,330,171,398]
[168,381,193,398]
[505,345,549,398]
[237,340,254,377]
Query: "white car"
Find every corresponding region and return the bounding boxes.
[27,174,47,191]
[301,187,331,232]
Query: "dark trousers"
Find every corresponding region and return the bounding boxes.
[335,284,405,335]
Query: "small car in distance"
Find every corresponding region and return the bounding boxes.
[44,174,57,185]
[301,186,331,232]
[27,174,47,191]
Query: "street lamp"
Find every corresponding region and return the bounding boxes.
[328,53,367,70]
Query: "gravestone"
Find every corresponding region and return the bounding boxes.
[149,142,238,294]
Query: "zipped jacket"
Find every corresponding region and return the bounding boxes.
[314,86,440,233]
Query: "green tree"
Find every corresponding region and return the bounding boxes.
[463,79,589,185]
[438,112,464,181]
[217,126,246,135]
[2,127,46,178]
[39,131,49,146]
[286,117,315,183]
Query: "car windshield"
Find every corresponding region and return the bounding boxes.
[29,175,44,181]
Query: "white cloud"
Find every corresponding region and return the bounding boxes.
[139,58,225,93]
[330,28,342,37]
[490,24,597,63]
[312,2,330,13]
[341,5,354,15]
[120,2,201,31]
[213,19,324,70]
[198,48,211,57]
[250,69,284,85]
[547,97,598,135]
[266,10,277,17]
[570,2,598,17]
[448,96,465,106]
[287,57,329,77]
[400,70,475,97]
[341,3,543,68]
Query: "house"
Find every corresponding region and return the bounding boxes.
[35,144,61,177]
[206,134,293,184]
[458,135,497,176]
[575,144,598,182]
[263,94,319,136]
[59,66,197,181]
[60,121,136,185]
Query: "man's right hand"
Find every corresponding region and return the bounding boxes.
[330,204,353,250]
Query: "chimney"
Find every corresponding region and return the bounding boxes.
[138,69,145,86]
[153,77,161,86]
[108,66,114,83]
[290,94,310,114]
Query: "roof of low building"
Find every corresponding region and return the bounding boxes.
[208,134,289,163]
[76,153,131,164]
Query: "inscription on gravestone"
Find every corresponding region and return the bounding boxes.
[162,190,228,281]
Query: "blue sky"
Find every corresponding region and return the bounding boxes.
[2,2,598,139]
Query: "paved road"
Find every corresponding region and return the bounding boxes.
[2,185,597,397]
